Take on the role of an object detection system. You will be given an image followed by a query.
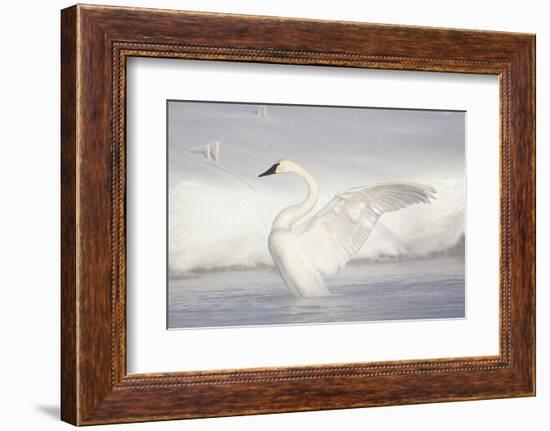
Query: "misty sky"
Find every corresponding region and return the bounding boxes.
[168,101,465,190]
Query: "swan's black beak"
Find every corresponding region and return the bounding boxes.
[258,163,279,178]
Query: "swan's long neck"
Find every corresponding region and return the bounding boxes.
[273,167,318,230]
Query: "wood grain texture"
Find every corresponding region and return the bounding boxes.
[60,4,536,425]
[60,5,78,425]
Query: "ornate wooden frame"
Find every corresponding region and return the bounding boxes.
[61,4,535,425]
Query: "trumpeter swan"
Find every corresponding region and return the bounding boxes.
[258,159,436,297]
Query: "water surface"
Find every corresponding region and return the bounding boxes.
[168,256,465,329]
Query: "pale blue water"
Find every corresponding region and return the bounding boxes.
[168,256,465,329]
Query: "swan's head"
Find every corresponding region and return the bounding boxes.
[258,159,302,178]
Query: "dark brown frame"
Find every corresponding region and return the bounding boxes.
[61,4,536,426]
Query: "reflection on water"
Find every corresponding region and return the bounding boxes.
[168,257,465,329]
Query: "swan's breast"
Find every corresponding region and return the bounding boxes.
[268,229,294,258]
[268,228,330,297]
[268,229,309,277]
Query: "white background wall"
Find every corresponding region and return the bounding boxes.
[0,0,546,429]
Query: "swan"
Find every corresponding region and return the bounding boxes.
[258,159,436,297]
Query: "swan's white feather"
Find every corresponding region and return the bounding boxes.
[294,183,436,275]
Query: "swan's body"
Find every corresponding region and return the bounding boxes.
[258,159,436,297]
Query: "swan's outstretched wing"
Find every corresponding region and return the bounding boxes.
[294,183,436,275]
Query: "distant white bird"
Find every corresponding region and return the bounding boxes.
[258,159,436,297]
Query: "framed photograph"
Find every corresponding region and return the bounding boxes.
[61,4,535,425]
